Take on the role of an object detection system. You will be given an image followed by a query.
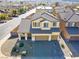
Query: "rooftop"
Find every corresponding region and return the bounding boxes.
[18,19,31,33]
[36,6,52,10]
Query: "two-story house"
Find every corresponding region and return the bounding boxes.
[18,6,60,41]
[55,6,79,40]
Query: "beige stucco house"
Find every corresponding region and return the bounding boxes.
[18,6,60,41]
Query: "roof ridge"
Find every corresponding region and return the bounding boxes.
[41,12,59,20]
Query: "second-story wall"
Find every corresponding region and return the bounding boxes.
[32,18,59,30]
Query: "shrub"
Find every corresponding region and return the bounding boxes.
[61,44,65,49]
[0,13,9,20]
[11,9,18,17]
[19,42,24,47]
[18,8,26,14]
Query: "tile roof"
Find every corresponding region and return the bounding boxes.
[18,19,31,33]
[58,8,74,21]
[56,7,79,22]
[32,12,59,22]
[68,14,79,22]
[31,13,41,20]
[41,12,59,22]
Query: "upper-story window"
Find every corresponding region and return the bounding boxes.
[33,22,40,27]
[44,23,48,28]
[53,22,57,26]
[33,22,36,27]
[68,22,75,27]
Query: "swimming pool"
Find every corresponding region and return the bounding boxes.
[19,40,65,59]
[65,40,79,57]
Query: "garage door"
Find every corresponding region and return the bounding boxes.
[35,36,49,41]
[51,35,58,40]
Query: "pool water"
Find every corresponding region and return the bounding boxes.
[19,40,65,59]
[65,40,79,57]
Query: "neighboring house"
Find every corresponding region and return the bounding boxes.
[66,12,79,37]
[18,7,60,41]
[0,10,5,13]
[56,6,79,39]
[36,6,53,13]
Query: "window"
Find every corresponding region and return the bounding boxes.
[68,22,75,27]
[33,22,40,27]
[44,23,48,28]
[33,22,37,27]
[53,22,57,26]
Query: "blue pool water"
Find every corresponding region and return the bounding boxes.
[20,40,65,59]
[65,40,79,57]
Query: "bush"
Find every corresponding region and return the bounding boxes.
[18,8,26,14]
[12,47,17,52]
[0,14,9,20]
[61,44,65,49]
[12,47,19,53]
[11,9,18,17]
[19,42,24,47]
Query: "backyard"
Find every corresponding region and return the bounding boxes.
[11,40,65,59]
